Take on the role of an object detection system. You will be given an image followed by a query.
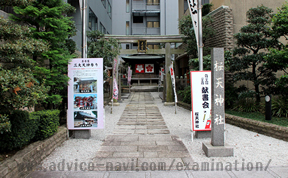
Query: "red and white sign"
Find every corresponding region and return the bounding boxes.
[145,64,154,73]
[191,71,211,131]
[161,67,164,81]
[135,64,144,73]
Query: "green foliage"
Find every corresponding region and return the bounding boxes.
[189,55,211,70]
[231,5,277,103]
[11,0,77,109]
[0,0,34,6]
[271,97,288,118]
[87,30,121,67]
[226,110,288,127]
[0,1,49,113]
[32,110,60,140]
[265,2,288,97]
[178,15,215,58]
[0,67,49,110]
[177,86,191,104]
[0,114,11,134]
[0,110,40,152]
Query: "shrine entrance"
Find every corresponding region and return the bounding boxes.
[105,35,184,101]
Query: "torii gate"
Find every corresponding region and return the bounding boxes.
[105,35,185,102]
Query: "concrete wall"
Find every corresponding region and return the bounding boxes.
[160,0,179,35]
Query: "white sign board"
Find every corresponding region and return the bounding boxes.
[191,71,211,131]
[67,58,104,129]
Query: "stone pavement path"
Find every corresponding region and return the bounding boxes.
[92,92,193,171]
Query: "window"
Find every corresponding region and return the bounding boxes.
[147,21,160,28]
[147,0,159,5]
[126,21,130,35]
[108,2,112,17]
[202,0,209,4]
[88,8,98,31]
[100,23,106,34]
[133,16,143,23]
[126,44,129,49]
[126,0,129,13]
[101,0,106,8]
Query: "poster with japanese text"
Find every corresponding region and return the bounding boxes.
[191,71,211,131]
[67,58,104,129]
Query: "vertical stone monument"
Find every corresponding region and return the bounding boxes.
[202,48,234,157]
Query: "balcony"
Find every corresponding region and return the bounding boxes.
[132,2,160,16]
[132,27,160,35]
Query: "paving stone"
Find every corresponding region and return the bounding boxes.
[138,146,168,152]
[144,152,159,158]
[120,141,156,146]
[113,152,144,158]
[94,151,114,158]
[137,158,184,171]
[139,135,172,141]
[99,146,137,152]
[158,151,191,158]
[147,130,170,134]
[156,141,183,146]
[168,145,188,151]
[102,141,122,146]
[134,130,147,134]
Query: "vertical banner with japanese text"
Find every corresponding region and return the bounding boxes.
[113,58,118,100]
[67,58,104,129]
[187,0,198,44]
[191,71,211,131]
[169,62,178,103]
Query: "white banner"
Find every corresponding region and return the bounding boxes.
[187,0,199,45]
[169,62,178,103]
[127,66,132,84]
[191,71,211,131]
[161,67,164,81]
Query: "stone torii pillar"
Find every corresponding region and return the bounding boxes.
[165,43,173,102]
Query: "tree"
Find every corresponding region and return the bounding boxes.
[0,0,49,133]
[230,5,277,103]
[11,0,77,109]
[87,30,121,79]
[265,2,288,97]
[178,15,215,58]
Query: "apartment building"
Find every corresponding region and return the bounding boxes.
[66,0,113,55]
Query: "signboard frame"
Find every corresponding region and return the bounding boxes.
[67,58,104,130]
[191,71,211,131]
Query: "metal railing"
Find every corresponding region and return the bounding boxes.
[132,27,160,35]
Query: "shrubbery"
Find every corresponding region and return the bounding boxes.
[0,110,39,152]
[32,110,60,141]
[0,110,60,152]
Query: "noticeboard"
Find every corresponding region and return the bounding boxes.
[67,58,104,130]
[191,71,211,131]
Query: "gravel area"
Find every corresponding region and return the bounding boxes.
[150,92,288,167]
[40,92,288,170]
[40,99,129,170]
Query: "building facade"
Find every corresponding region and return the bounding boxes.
[66,0,113,56]
[112,0,179,50]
